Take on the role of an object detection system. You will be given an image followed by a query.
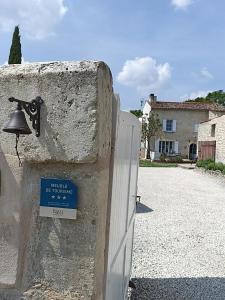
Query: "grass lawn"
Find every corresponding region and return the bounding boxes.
[140,160,178,168]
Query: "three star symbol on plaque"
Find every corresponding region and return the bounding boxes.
[51,195,67,200]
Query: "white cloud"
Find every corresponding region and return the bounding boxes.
[192,67,214,81]
[117,56,171,95]
[171,0,193,10]
[0,0,68,39]
[180,90,211,101]
[200,67,213,80]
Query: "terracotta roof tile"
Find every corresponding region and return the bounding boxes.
[150,101,225,111]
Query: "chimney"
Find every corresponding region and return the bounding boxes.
[150,93,157,103]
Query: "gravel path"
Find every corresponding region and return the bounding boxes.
[131,167,225,300]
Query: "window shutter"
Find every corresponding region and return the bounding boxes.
[155,139,159,152]
[163,120,166,131]
[172,120,177,132]
[174,141,179,154]
[194,124,199,133]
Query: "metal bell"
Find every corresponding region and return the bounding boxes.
[3,107,32,135]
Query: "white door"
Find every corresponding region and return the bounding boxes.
[105,110,141,300]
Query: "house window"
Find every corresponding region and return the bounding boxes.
[159,141,174,154]
[166,120,173,132]
[194,124,199,133]
[211,124,216,137]
[163,119,176,132]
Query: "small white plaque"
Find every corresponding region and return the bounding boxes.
[40,207,77,220]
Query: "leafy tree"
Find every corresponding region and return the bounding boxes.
[142,113,162,159]
[130,109,143,118]
[8,26,22,64]
[185,90,225,106]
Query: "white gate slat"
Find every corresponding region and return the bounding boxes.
[105,110,141,300]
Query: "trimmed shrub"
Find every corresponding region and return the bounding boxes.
[196,159,214,168]
[197,159,225,174]
[215,163,224,172]
[166,156,183,163]
[160,153,166,162]
[206,162,216,170]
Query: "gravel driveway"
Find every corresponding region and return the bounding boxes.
[131,167,225,300]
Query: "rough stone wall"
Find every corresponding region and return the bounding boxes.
[198,115,225,163]
[208,110,225,120]
[0,154,22,287]
[0,61,112,163]
[151,109,209,158]
[198,120,216,142]
[0,61,113,300]
[215,116,225,163]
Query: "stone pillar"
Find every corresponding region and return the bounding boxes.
[0,61,113,300]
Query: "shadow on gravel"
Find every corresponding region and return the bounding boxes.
[136,203,153,213]
[130,277,225,300]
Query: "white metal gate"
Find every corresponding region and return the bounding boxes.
[105,110,141,300]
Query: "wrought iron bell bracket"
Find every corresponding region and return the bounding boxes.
[8,96,44,137]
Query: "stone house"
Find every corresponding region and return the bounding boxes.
[198,115,225,163]
[141,94,225,160]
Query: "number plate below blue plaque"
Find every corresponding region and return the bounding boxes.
[40,178,78,219]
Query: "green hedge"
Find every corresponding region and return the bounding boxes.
[139,160,177,167]
[196,159,214,168]
[165,156,183,163]
[196,159,225,174]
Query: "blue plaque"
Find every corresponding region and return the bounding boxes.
[40,178,78,219]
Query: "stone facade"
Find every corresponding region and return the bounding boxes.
[198,115,225,163]
[151,108,209,159]
[141,94,225,160]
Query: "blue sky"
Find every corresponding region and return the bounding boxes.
[0,0,224,110]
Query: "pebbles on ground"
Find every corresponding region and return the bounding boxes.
[131,167,225,300]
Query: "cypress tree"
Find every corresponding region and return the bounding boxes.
[8,26,22,64]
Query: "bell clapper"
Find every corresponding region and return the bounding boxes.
[15,133,22,167]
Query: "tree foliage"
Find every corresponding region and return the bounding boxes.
[130,109,143,118]
[8,26,22,64]
[142,113,162,159]
[185,90,225,106]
